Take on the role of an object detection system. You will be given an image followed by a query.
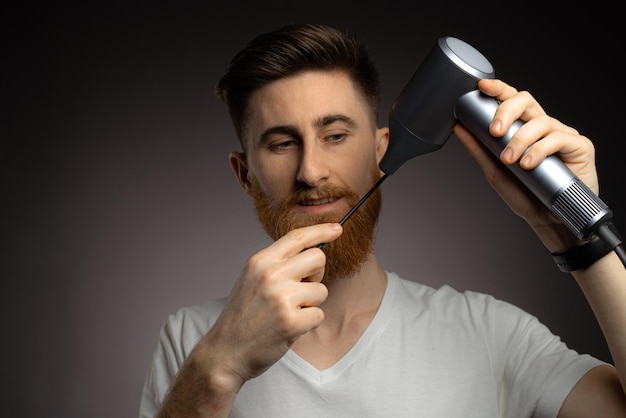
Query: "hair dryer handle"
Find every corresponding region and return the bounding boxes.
[454,90,612,240]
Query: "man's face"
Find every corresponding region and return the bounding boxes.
[231,71,389,282]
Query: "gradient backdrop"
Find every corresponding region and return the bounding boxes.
[4,3,624,417]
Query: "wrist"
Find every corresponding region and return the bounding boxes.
[549,222,622,273]
[551,236,614,273]
[195,333,246,396]
[158,338,243,418]
[529,221,585,254]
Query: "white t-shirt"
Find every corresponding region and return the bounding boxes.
[139,272,604,417]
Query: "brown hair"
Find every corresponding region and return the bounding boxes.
[214,23,381,147]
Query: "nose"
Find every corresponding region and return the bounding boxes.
[296,143,330,187]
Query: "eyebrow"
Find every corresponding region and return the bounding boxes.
[315,114,358,129]
[259,125,300,145]
[258,113,358,145]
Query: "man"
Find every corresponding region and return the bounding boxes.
[139,23,626,417]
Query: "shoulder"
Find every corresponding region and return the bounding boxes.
[167,297,227,324]
[159,297,228,351]
[390,271,498,305]
[387,271,532,322]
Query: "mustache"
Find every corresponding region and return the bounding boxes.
[283,183,359,208]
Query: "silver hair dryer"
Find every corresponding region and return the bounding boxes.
[379,36,613,241]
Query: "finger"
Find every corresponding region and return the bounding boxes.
[298,281,329,308]
[478,79,546,135]
[478,78,519,101]
[287,246,328,283]
[287,305,325,344]
[457,113,597,196]
[272,223,343,260]
[251,237,329,287]
[268,271,327,314]
[500,116,579,165]
[517,129,594,174]
[290,281,328,336]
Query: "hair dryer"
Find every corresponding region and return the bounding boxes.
[379,36,614,242]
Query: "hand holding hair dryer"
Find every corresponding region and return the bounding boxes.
[379,36,614,242]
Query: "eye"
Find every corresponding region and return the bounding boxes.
[268,139,299,152]
[323,132,347,143]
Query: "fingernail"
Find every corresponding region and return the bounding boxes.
[502,147,513,162]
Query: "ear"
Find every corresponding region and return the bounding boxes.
[375,127,390,169]
[229,151,252,195]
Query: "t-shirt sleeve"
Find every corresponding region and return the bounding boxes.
[138,300,226,418]
[473,291,607,417]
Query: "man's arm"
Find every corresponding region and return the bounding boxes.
[155,337,242,418]
[454,78,626,416]
[154,223,343,418]
[558,251,626,417]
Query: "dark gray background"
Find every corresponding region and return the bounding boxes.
[4,2,624,417]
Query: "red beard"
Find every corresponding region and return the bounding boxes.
[250,168,382,283]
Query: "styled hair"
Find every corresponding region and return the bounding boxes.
[214,23,381,147]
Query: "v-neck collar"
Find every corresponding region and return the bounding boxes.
[282,272,397,383]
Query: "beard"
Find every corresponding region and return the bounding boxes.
[250,167,382,284]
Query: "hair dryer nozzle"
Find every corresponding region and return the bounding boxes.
[379,37,495,175]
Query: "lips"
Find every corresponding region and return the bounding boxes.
[301,196,338,206]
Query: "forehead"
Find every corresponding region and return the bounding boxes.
[242,71,372,145]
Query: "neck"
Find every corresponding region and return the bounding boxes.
[321,253,387,320]
[290,253,387,369]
